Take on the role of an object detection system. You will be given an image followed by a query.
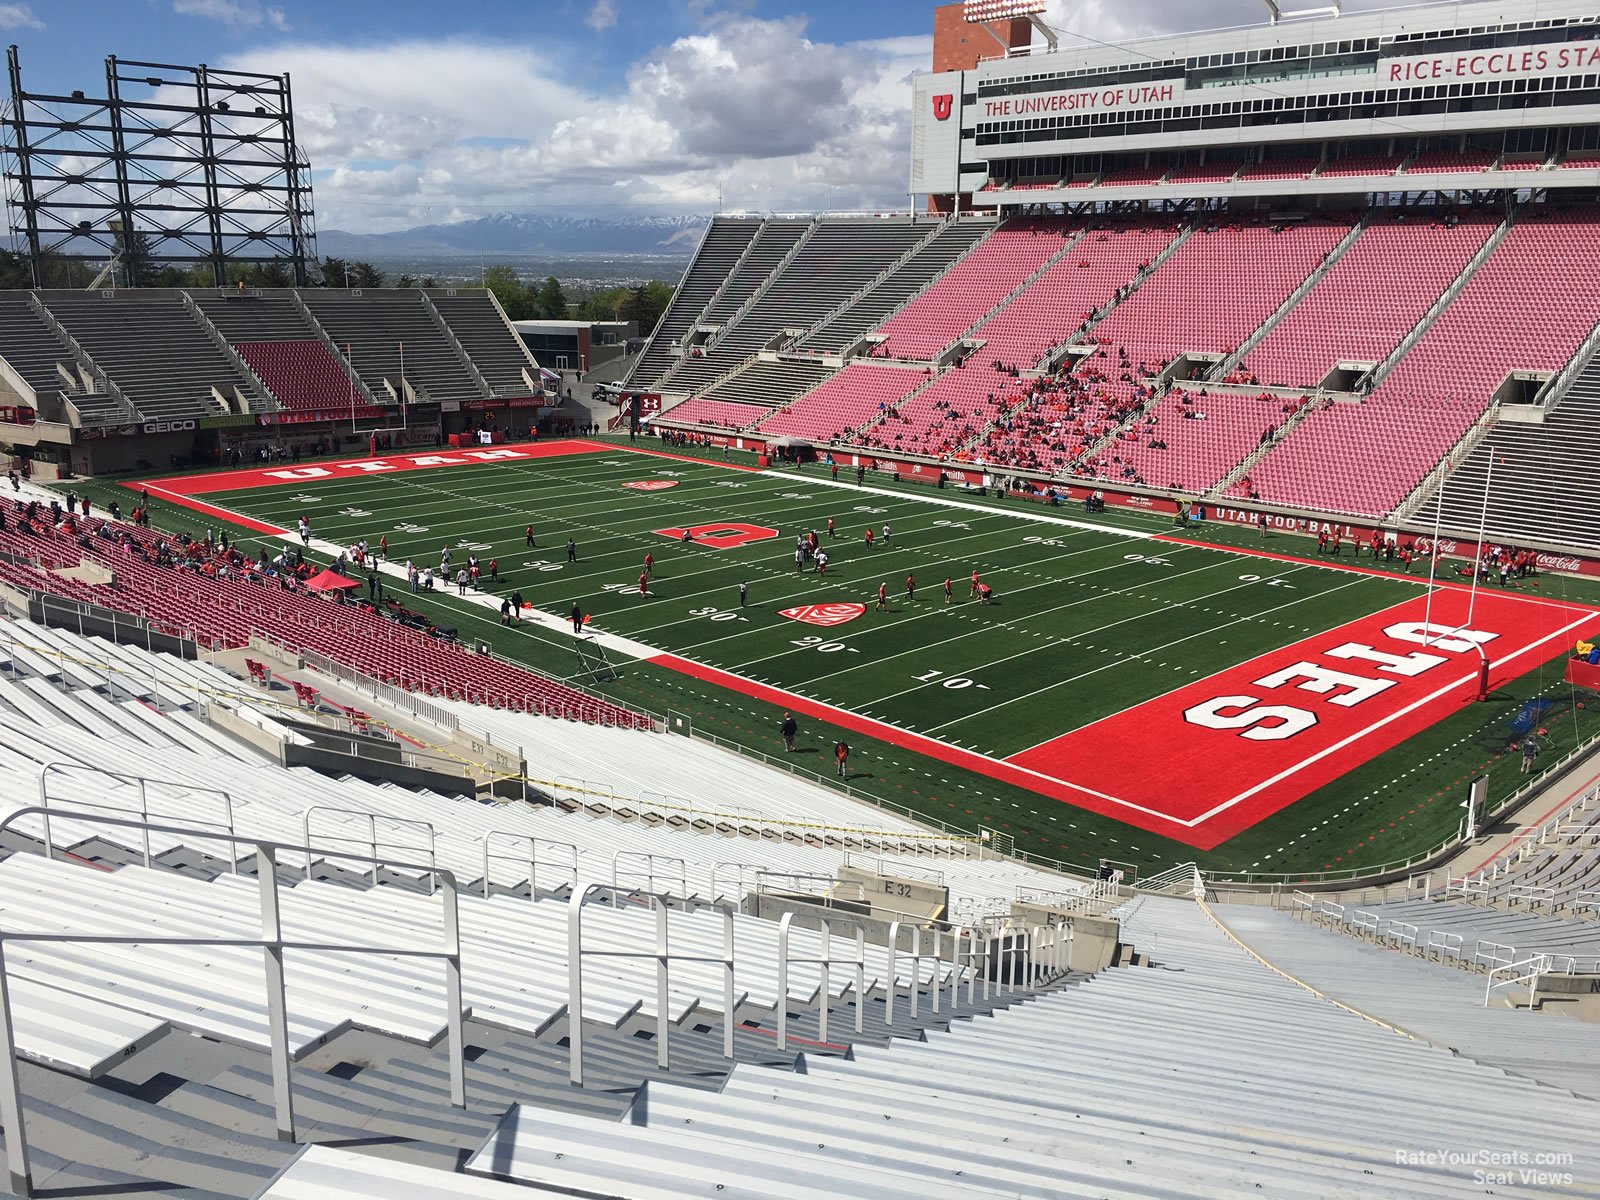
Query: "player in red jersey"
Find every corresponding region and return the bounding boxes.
[876,581,888,612]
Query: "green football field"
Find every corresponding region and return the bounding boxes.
[113,438,1600,879]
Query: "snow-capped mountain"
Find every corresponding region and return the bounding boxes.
[317,212,710,256]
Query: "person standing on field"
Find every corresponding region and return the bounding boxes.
[906,573,915,602]
[780,712,798,752]
[834,741,849,778]
[739,581,748,607]
[944,577,953,605]
[876,581,888,612]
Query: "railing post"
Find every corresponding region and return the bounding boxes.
[256,844,296,1142]
[0,938,34,1197]
[441,873,466,1109]
[35,764,55,863]
[817,920,831,1046]
[776,911,792,1054]
[885,921,900,1027]
[930,926,942,1014]
[568,888,587,1086]
[909,927,921,1019]
[136,778,152,869]
[366,814,379,887]
[720,907,736,1061]
[654,901,671,1070]
[852,928,865,1036]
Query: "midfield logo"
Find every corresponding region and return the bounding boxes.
[622,481,679,491]
[779,602,865,628]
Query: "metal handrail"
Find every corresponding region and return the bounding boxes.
[0,806,466,1198]
[301,806,438,894]
[37,760,238,874]
[480,832,579,898]
[566,882,737,1086]
[775,911,866,1052]
[612,850,688,899]
[1485,953,1550,1009]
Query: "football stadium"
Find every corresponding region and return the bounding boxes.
[0,0,1598,1195]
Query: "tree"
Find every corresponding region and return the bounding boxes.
[534,275,569,320]
[350,261,386,288]
[483,265,532,320]
[319,256,349,287]
[0,248,35,289]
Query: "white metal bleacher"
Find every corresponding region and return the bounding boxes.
[464,895,1600,1198]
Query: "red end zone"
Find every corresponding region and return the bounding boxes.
[1008,589,1594,848]
[127,440,766,533]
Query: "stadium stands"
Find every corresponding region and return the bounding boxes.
[39,293,268,419]
[627,216,765,388]
[871,218,1074,360]
[1087,216,1351,368]
[1405,149,1494,174]
[654,395,768,431]
[1243,207,1600,517]
[1090,388,1309,493]
[855,365,1022,459]
[1237,154,1321,181]
[468,895,1600,1195]
[700,357,833,410]
[1319,152,1406,177]
[0,298,135,426]
[0,497,644,727]
[300,291,484,402]
[1244,212,1499,389]
[233,340,380,415]
[796,218,994,353]
[429,292,544,395]
[664,219,931,395]
[1222,903,1600,1099]
[753,362,923,442]
[1417,350,1600,549]
[969,221,1182,369]
[646,219,813,390]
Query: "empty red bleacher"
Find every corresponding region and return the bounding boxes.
[872,220,1072,359]
[1237,157,1321,182]
[1088,217,1351,369]
[235,341,382,416]
[1405,151,1493,175]
[1244,213,1497,389]
[753,363,923,441]
[966,223,1180,370]
[656,396,767,431]
[1319,154,1405,178]
[1240,208,1600,516]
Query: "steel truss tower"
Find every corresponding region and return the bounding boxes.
[1,46,317,287]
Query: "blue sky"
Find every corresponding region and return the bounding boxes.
[3,0,1333,231]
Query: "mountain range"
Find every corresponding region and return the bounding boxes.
[317,212,710,257]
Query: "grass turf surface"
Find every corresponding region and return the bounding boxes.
[69,437,1600,878]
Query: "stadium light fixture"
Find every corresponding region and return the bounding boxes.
[962,0,1047,19]
[962,0,1057,54]
[1261,0,1341,25]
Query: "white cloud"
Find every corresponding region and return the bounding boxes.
[173,0,288,32]
[586,0,618,33]
[0,3,42,29]
[222,17,928,232]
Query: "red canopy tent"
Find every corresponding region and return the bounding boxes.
[303,568,360,593]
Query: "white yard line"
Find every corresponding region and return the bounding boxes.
[921,568,1365,736]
